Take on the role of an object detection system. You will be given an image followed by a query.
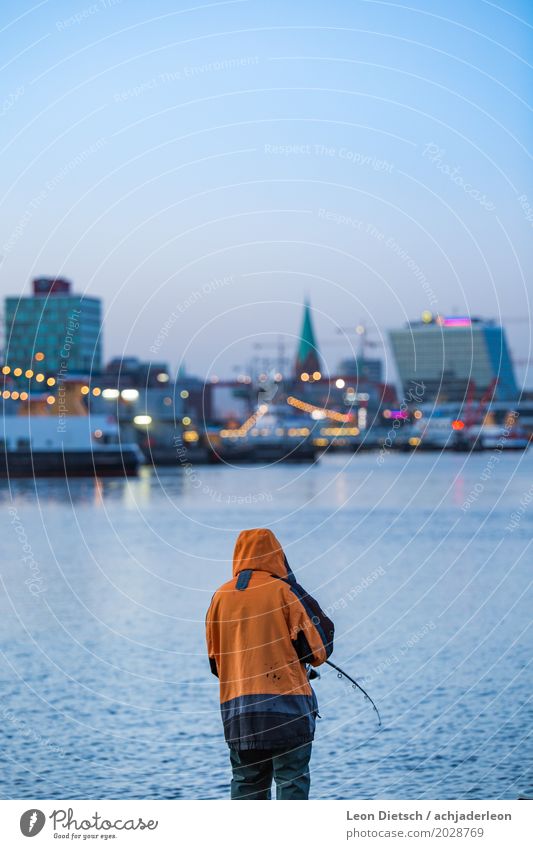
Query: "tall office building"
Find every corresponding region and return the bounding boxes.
[4,277,102,375]
[389,314,518,402]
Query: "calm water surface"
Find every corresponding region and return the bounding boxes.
[1,451,531,799]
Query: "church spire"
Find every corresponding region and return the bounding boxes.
[294,299,321,377]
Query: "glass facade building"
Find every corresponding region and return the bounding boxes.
[4,278,102,376]
[389,316,518,403]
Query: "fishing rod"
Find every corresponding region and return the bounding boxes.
[325,659,382,726]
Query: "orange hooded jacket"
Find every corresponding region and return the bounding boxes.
[205,528,334,750]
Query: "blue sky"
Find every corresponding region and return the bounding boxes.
[1,0,532,386]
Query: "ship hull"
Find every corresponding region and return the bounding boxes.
[0,448,142,477]
[217,441,318,463]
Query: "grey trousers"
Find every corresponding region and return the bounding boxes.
[229,742,312,800]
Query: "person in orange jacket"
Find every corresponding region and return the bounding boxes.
[205,528,334,799]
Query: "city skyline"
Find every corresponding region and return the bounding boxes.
[2,274,526,400]
[0,0,531,384]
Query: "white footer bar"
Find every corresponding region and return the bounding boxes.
[1,799,530,848]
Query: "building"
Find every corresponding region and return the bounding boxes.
[94,356,212,422]
[103,356,170,389]
[338,356,384,384]
[389,314,518,403]
[4,277,102,376]
[294,299,321,378]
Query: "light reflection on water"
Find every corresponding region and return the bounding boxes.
[0,452,531,799]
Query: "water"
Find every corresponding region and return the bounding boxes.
[1,451,531,799]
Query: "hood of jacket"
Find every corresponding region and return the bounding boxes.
[232,528,294,581]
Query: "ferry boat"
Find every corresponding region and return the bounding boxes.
[397,403,530,452]
[217,404,318,463]
[397,406,471,451]
[0,382,143,477]
[137,422,220,465]
[467,422,530,451]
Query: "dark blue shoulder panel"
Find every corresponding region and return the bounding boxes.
[236,569,253,590]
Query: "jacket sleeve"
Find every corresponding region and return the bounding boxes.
[205,597,219,678]
[285,582,334,667]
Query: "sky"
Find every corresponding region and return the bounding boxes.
[0,0,532,387]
